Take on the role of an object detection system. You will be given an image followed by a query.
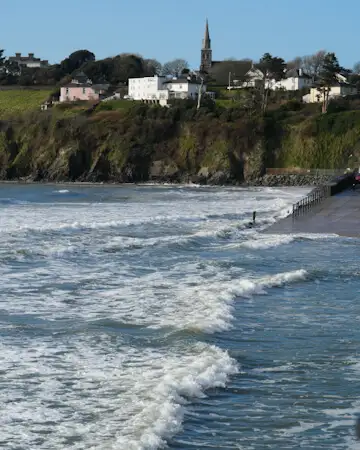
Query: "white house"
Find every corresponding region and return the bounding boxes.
[303,82,358,104]
[127,75,208,105]
[238,67,265,88]
[273,69,312,91]
[230,67,312,91]
[128,76,167,101]
[162,78,206,99]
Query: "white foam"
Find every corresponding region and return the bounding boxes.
[228,232,339,250]
[0,340,237,450]
[283,421,323,435]
[0,185,312,448]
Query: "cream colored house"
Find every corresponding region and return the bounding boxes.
[303,82,357,103]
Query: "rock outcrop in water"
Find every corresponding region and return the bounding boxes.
[0,99,359,185]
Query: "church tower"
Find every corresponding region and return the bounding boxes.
[200,19,212,73]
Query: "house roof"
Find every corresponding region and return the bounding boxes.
[62,83,94,88]
[62,82,109,90]
[285,68,311,79]
[163,78,202,85]
[208,60,253,85]
[312,81,357,88]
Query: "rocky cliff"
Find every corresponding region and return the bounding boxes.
[0,100,359,185]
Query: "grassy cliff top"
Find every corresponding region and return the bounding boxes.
[0,89,53,119]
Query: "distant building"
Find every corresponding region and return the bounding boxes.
[238,67,313,91]
[60,72,110,103]
[199,20,253,86]
[127,75,208,105]
[199,21,314,91]
[302,82,357,103]
[128,76,167,101]
[8,53,49,69]
[274,69,312,91]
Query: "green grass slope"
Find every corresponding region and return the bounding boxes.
[0,89,52,119]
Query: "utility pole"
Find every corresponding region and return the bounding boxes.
[228,71,232,90]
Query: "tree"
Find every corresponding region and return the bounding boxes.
[162,58,189,77]
[81,59,112,83]
[287,56,303,70]
[0,50,20,85]
[0,49,5,68]
[61,49,95,74]
[144,58,162,76]
[109,54,146,84]
[317,52,341,113]
[353,61,360,74]
[257,53,286,113]
[301,50,326,80]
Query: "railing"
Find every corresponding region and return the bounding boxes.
[292,184,332,217]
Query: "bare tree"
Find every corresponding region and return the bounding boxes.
[162,58,189,77]
[353,61,360,74]
[287,57,303,70]
[301,50,327,79]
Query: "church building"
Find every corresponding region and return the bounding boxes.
[199,20,252,86]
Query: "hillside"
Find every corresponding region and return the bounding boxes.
[0,97,359,184]
[0,89,52,119]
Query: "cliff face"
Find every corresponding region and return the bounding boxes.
[0,103,265,184]
[0,102,359,184]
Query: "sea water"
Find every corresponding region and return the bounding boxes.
[0,183,360,450]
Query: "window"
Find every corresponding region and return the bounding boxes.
[66,88,69,94]
[83,87,86,95]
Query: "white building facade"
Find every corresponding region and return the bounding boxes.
[231,68,313,91]
[273,69,312,91]
[303,84,358,103]
[128,76,167,101]
[128,76,207,105]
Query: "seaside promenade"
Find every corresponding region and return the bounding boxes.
[266,189,360,237]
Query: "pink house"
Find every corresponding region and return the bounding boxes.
[60,72,109,103]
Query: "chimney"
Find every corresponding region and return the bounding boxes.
[28,53,34,59]
[15,53,21,58]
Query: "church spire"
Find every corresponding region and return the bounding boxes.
[202,18,211,49]
[200,19,212,72]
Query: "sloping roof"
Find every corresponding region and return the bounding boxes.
[62,83,94,88]
[163,78,201,85]
[208,60,253,85]
[312,81,357,88]
[285,68,311,79]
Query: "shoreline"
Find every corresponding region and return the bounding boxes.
[0,179,320,189]
[0,173,337,189]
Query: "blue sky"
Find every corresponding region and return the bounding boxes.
[2,0,359,69]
